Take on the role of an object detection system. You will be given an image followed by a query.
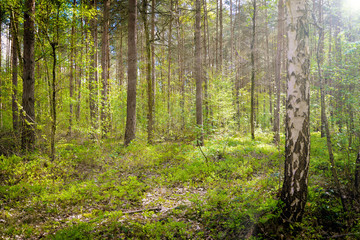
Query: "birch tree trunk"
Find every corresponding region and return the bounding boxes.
[280,0,310,223]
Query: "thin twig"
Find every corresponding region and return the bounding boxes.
[123,207,162,214]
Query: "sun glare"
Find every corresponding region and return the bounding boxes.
[344,0,360,13]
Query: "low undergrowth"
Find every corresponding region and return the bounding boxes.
[0,132,359,239]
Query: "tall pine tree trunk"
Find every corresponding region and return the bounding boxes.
[250,0,256,140]
[11,11,19,133]
[124,0,138,146]
[101,0,110,134]
[195,0,203,146]
[69,0,76,135]
[89,0,98,131]
[22,0,36,151]
[167,0,173,132]
[141,0,154,143]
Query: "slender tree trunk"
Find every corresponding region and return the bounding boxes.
[318,0,325,137]
[151,0,156,114]
[76,11,84,121]
[167,0,173,132]
[219,0,223,73]
[118,27,124,86]
[11,12,19,133]
[235,0,241,126]
[124,0,138,146]
[50,42,58,161]
[273,0,284,144]
[203,0,209,123]
[215,0,218,71]
[280,0,310,223]
[89,0,98,130]
[22,0,36,151]
[265,0,272,128]
[195,0,203,146]
[69,0,76,135]
[101,0,110,135]
[141,0,154,144]
[250,0,256,140]
[179,14,185,129]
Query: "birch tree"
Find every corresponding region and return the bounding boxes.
[280,0,310,223]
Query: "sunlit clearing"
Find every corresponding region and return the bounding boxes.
[344,0,360,12]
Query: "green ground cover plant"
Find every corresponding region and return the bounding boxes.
[0,133,359,239]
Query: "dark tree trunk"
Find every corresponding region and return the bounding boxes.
[101,0,110,135]
[203,0,209,123]
[118,27,124,86]
[195,0,203,146]
[250,0,256,140]
[167,0,173,132]
[69,0,76,135]
[219,0,223,73]
[89,0,98,130]
[50,42,58,161]
[151,0,156,124]
[124,0,138,146]
[11,11,19,133]
[22,0,36,151]
[280,0,310,224]
[141,0,154,144]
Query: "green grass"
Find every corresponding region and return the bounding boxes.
[0,132,358,239]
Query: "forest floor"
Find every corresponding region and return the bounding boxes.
[1,132,360,239]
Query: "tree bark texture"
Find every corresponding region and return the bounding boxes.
[167,0,173,131]
[50,43,58,161]
[22,0,36,151]
[195,0,203,146]
[141,0,154,144]
[274,0,284,144]
[69,0,76,134]
[89,0,98,130]
[250,0,256,140]
[101,0,110,134]
[124,0,137,146]
[11,12,19,132]
[219,0,223,73]
[280,0,310,223]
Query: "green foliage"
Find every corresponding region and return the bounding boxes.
[1,133,359,239]
[48,222,93,240]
